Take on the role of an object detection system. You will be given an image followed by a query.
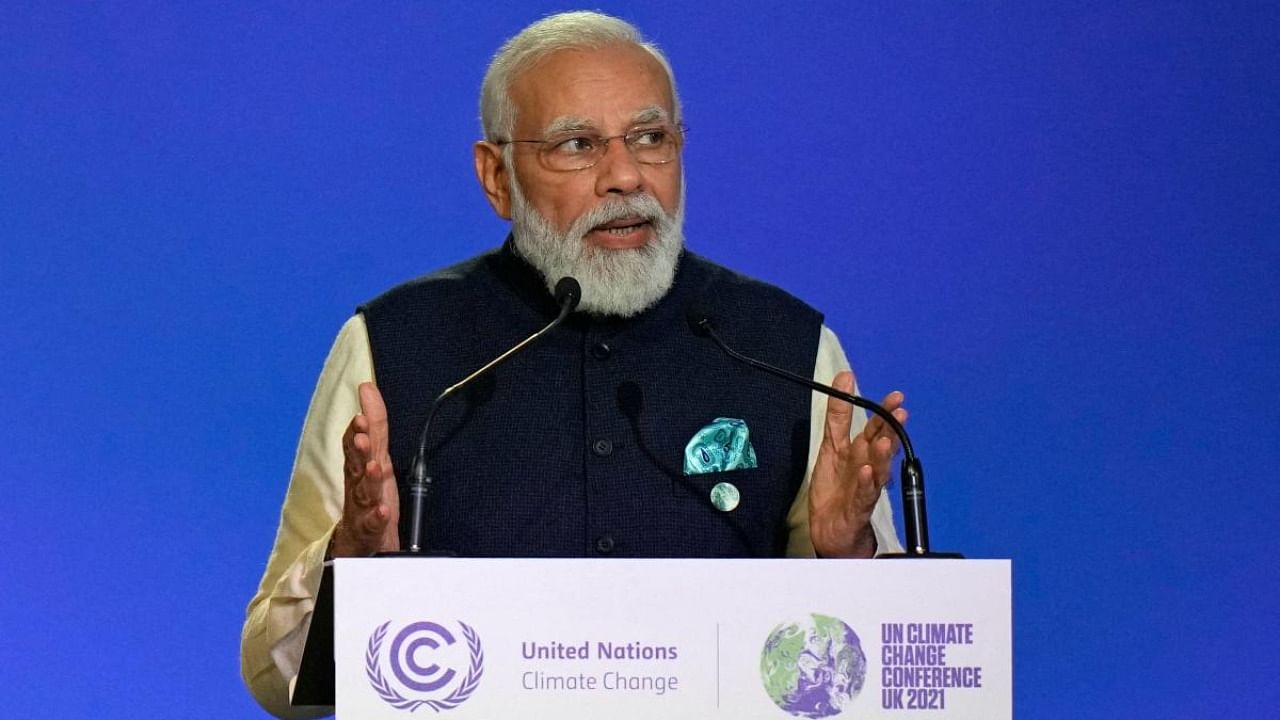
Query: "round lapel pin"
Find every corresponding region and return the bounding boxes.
[710,481,740,512]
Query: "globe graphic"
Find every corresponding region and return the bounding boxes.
[760,614,867,718]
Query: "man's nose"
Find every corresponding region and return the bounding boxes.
[593,138,644,196]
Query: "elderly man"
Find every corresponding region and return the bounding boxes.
[242,10,907,718]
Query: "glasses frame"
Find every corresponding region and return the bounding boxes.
[495,123,687,172]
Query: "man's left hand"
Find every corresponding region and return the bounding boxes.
[808,370,907,558]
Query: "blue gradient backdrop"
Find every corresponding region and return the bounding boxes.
[2,2,1276,717]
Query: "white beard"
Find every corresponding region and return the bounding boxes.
[508,173,684,318]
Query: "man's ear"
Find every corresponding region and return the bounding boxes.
[473,141,512,220]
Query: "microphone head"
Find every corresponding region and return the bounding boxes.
[554,276,582,312]
[685,303,714,337]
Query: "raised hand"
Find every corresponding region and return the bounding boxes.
[331,382,400,557]
[808,370,907,558]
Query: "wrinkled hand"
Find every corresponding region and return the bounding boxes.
[809,370,907,558]
[331,382,400,557]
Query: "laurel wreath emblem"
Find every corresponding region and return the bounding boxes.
[366,621,485,712]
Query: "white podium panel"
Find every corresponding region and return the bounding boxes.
[334,558,1010,719]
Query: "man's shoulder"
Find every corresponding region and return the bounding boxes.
[681,250,823,323]
[357,248,499,316]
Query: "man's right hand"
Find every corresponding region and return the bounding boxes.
[331,382,400,557]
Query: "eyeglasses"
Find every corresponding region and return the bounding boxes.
[496,124,685,172]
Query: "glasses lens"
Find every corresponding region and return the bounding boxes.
[536,134,596,171]
[536,126,682,171]
[628,126,680,165]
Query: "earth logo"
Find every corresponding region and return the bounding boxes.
[759,613,867,718]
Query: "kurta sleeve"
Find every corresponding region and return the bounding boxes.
[240,315,374,718]
[785,325,904,557]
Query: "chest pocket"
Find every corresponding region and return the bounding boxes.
[671,465,783,556]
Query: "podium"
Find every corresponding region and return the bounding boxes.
[303,557,1010,719]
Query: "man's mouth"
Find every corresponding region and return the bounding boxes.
[593,217,651,236]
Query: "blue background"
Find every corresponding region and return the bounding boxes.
[2,1,1277,717]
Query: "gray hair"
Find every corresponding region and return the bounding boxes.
[480,11,682,142]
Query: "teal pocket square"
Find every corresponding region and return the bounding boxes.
[683,417,758,475]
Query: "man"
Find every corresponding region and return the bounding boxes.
[242,11,907,718]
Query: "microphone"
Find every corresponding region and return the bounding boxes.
[402,277,582,553]
[686,305,956,558]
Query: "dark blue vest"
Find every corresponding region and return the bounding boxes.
[359,240,822,558]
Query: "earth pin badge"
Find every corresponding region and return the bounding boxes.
[710,481,740,512]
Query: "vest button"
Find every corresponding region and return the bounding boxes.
[592,438,613,457]
[591,342,611,360]
[595,535,615,554]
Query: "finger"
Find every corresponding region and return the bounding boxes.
[870,465,889,492]
[867,390,903,423]
[345,430,375,482]
[347,459,371,508]
[876,409,907,453]
[872,411,907,442]
[823,371,856,449]
[341,416,359,462]
[351,429,372,455]
[858,463,877,493]
[358,382,390,461]
[839,463,882,515]
[873,435,895,464]
[364,459,386,502]
[864,398,908,443]
[862,411,886,442]
[342,415,372,478]
[880,390,905,410]
[355,503,390,539]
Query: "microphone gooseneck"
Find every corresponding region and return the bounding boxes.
[404,276,582,553]
[686,306,937,556]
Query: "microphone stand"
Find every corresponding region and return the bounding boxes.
[394,277,582,556]
[690,314,960,558]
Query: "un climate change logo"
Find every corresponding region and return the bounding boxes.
[366,620,484,712]
[760,613,867,718]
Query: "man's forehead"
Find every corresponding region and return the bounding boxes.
[510,44,675,133]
